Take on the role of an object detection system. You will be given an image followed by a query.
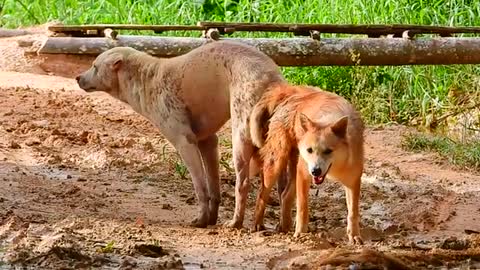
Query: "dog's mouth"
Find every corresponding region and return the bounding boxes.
[76,78,97,92]
[78,85,97,92]
[82,87,96,92]
[312,164,331,185]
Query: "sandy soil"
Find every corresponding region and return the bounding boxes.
[0,31,480,270]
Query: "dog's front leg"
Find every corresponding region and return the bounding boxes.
[294,159,311,237]
[345,179,363,244]
[174,135,210,228]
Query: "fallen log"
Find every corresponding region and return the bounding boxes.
[37,35,480,66]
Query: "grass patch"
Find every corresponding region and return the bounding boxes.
[97,240,115,253]
[1,0,480,125]
[402,132,480,170]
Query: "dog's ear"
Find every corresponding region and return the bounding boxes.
[112,59,122,71]
[298,113,315,132]
[331,116,349,138]
[110,54,123,71]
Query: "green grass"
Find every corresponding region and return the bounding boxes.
[97,240,115,253]
[1,0,480,126]
[402,132,480,170]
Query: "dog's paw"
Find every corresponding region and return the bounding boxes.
[275,223,290,233]
[224,219,243,229]
[253,223,266,232]
[208,206,219,226]
[349,235,364,245]
[293,224,308,238]
[190,217,209,228]
[293,231,303,238]
[207,216,218,226]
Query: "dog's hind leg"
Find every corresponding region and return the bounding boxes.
[225,129,254,229]
[279,153,298,233]
[273,169,287,231]
[198,135,221,225]
[276,170,288,207]
[253,133,290,231]
[253,159,286,231]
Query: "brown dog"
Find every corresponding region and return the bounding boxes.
[76,41,285,228]
[249,83,364,244]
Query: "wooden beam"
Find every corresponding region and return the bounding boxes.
[198,22,480,36]
[37,36,480,66]
[48,24,204,36]
[48,23,480,37]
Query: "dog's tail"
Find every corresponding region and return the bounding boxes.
[249,101,270,148]
[250,82,297,148]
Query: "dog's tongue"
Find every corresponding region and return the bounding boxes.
[313,175,325,185]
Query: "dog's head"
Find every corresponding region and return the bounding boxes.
[296,113,349,185]
[76,47,137,96]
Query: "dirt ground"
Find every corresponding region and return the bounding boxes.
[1,30,480,270]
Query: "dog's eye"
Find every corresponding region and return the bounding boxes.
[306,147,313,154]
[323,148,332,155]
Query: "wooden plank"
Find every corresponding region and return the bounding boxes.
[48,24,204,33]
[198,22,480,35]
[48,22,480,38]
[37,36,480,66]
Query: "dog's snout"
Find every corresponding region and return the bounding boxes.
[311,167,322,177]
[75,75,81,82]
